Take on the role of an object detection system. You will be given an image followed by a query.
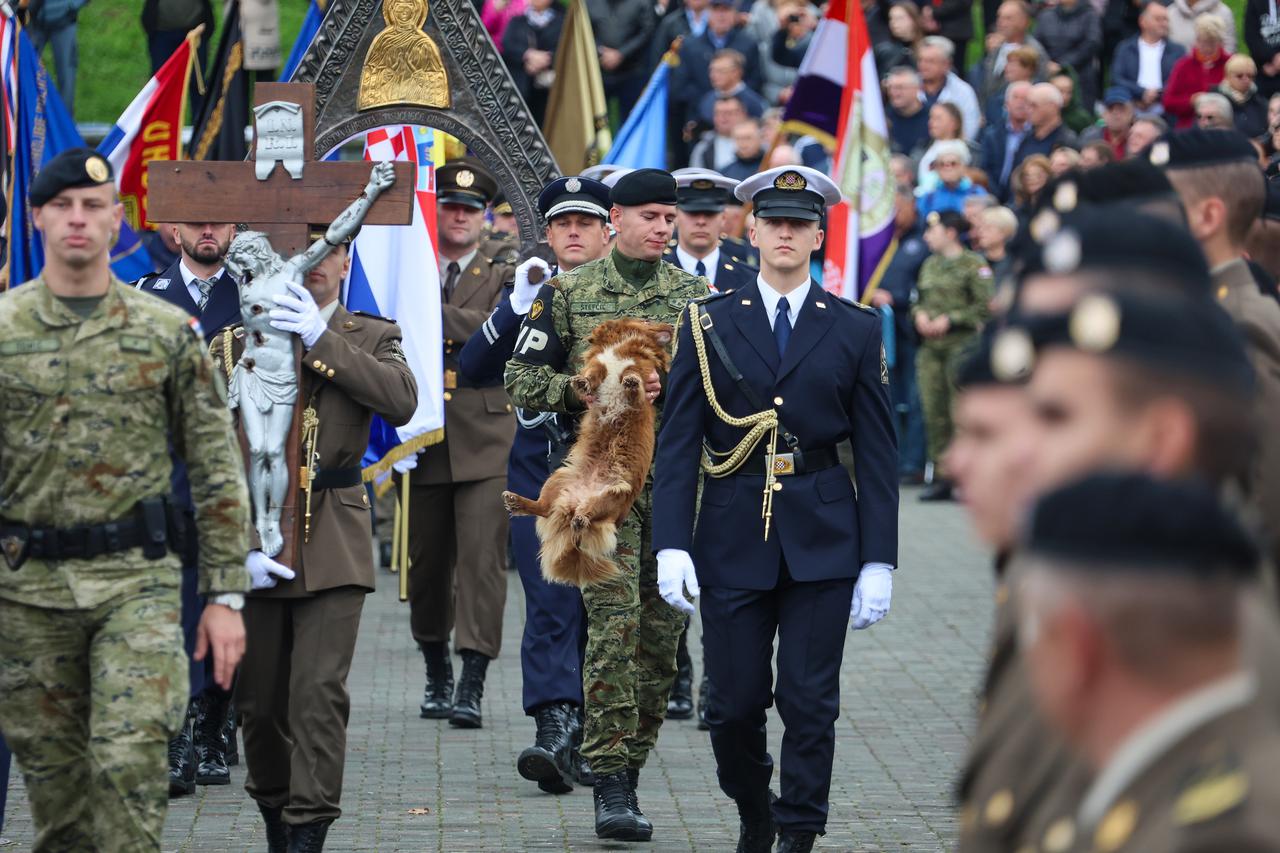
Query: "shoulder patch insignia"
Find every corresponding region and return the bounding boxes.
[979,266,994,278]
[1174,769,1248,826]
[186,316,205,340]
[529,299,545,320]
[881,342,889,385]
[152,277,171,291]
[388,339,408,364]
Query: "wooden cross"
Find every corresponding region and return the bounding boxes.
[147,82,415,255]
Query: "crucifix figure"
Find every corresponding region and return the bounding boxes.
[224,162,396,555]
[147,82,415,566]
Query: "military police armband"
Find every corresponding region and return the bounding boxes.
[512,284,567,369]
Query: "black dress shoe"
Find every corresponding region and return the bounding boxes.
[194,694,230,786]
[517,702,573,794]
[167,705,196,797]
[736,791,778,853]
[918,480,954,502]
[667,626,694,719]
[696,673,711,731]
[593,771,644,841]
[776,830,817,852]
[224,700,239,766]
[258,803,289,853]
[419,642,454,719]
[626,767,654,840]
[288,819,332,853]
[449,649,489,728]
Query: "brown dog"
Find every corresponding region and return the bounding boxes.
[502,318,674,587]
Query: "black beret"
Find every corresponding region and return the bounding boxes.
[610,168,678,207]
[1013,288,1253,393]
[1042,161,1177,210]
[956,322,1032,389]
[1147,128,1258,170]
[1016,204,1211,298]
[30,147,114,207]
[1023,472,1259,577]
[437,157,498,209]
[538,175,611,221]
[926,209,969,233]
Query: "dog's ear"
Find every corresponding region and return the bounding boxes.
[646,322,674,346]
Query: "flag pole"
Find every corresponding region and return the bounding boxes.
[2,12,20,292]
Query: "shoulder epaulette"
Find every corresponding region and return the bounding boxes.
[131,273,160,290]
[834,293,877,313]
[694,289,733,304]
[351,310,396,323]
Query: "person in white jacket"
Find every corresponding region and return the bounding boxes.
[1167,0,1237,53]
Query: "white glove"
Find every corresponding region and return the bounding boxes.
[392,451,420,474]
[269,279,328,348]
[511,257,551,315]
[656,548,700,614]
[246,550,296,590]
[850,564,893,631]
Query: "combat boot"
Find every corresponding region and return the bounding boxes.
[568,706,594,786]
[697,672,711,731]
[258,803,289,853]
[449,649,489,728]
[593,771,643,841]
[775,830,817,853]
[224,699,239,766]
[626,767,654,840]
[194,692,231,785]
[419,642,454,719]
[517,702,573,793]
[667,627,694,719]
[735,790,778,853]
[288,819,332,852]
[167,703,196,797]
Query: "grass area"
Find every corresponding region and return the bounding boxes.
[57,0,310,125]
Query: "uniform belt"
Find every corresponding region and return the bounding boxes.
[738,446,840,477]
[1,496,180,570]
[312,467,363,490]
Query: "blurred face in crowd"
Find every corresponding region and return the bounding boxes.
[732,121,763,159]
[172,222,236,266]
[1226,63,1256,96]
[1126,119,1162,157]
[545,212,610,271]
[1139,2,1169,41]
[305,242,349,308]
[709,56,743,93]
[890,155,915,188]
[928,104,961,141]
[1196,30,1223,58]
[893,187,918,231]
[713,98,747,136]
[1049,76,1073,110]
[922,219,959,253]
[1079,145,1107,169]
[888,4,920,41]
[751,215,823,274]
[975,213,1011,254]
[916,45,949,87]
[677,208,726,255]
[767,144,801,167]
[1004,55,1035,84]
[1050,148,1080,176]
[1028,90,1062,131]
[1269,94,1280,131]
[529,0,554,11]
[34,184,123,271]
[709,3,736,36]
[686,0,709,11]
[1104,100,1134,134]
[1005,82,1032,125]
[611,203,676,261]
[493,209,517,235]
[886,72,921,112]
[996,1,1028,40]
[1021,162,1049,197]
[437,201,486,252]
[946,386,1036,549]
[934,153,967,187]
[1195,99,1232,129]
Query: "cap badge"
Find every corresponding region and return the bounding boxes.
[1094,800,1138,852]
[991,327,1034,381]
[1149,141,1170,167]
[85,156,109,183]
[565,177,582,193]
[457,169,475,188]
[1030,209,1060,243]
[692,178,714,190]
[1053,181,1078,213]
[1070,293,1121,353]
[773,171,807,192]
[1043,229,1082,274]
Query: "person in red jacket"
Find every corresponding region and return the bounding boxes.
[1163,14,1232,126]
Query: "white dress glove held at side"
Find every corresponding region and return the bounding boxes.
[656,549,700,614]
[246,550,296,590]
[850,564,893,630]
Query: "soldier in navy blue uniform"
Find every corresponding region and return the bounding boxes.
[457,176,613,795]
[664,169,758,295]
[134,221,249,796]
[652,166,900,853]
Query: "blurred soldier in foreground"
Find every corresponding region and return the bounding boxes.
[0,148,249,851]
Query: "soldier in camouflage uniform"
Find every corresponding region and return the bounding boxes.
[504,168,709,843]
[911,210,993,501]
[0,149,250,852]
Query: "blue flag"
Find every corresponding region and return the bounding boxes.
[2,14,152,286]
[602,60,669,169]
[281,0,325,81]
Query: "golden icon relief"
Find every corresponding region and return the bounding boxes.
[359,0,451,110]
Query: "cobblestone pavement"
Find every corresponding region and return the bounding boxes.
[2,490,994,851]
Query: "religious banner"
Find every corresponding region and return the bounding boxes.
[98,30,200,233]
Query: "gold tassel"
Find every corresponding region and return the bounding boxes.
[398,474,412,602]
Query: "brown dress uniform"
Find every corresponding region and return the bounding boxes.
[407,247,516,660]
[212,304,417,826]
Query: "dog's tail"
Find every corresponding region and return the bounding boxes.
[537,514,620,587]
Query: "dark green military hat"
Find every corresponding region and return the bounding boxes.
[30,147,114,206]
[437,157,498,209]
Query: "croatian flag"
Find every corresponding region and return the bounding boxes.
[344,126,447,481]
[782,0,894,300]
[98,34,196,234]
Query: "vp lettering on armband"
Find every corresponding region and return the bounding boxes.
[516,326,549,355]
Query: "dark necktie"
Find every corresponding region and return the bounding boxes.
[443,261,460,303]
[194,278,214,311]
[774,297,791,357]
[695,259,706,278]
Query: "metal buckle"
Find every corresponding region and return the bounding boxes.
[699,311,714,330]
[444,369,458,390]
[772,453,795,476]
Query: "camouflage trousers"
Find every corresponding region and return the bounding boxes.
[0,583,187,852]
[916,334,975,468]
[580,486,687,775]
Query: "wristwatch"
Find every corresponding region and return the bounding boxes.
[211,593,245,611]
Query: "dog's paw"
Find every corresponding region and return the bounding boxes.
[571,513,591,532]
[501,491,524,514]
[569,375,593,399]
